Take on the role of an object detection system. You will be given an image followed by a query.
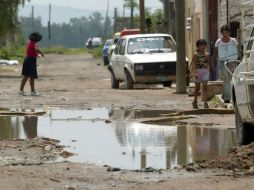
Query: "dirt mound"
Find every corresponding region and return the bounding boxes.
[199,143,254,175]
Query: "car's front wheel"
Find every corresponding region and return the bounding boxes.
[110,71,119,89]
[124,70,133,89]
[235,103,254,145]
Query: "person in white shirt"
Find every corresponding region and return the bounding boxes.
[214,25,238,103]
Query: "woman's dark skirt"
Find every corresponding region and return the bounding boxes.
[21,56,38,78]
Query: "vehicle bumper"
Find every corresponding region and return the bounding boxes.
[134,75,176,83]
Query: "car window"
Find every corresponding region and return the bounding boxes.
[246,28,254,58]
[119,39,126,55]
[127,36,176,54]
[247,28,254,50]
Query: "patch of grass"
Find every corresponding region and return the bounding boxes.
[0,45,103,64]
[0,46,25,65]
[42,46,86,55]
[86,46,103,58]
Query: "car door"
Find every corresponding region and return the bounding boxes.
[117,39,127,79]
[110,39,121,78]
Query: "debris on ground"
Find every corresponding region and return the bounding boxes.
[0,60,19,65]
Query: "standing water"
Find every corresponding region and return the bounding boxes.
[0,108,236,170]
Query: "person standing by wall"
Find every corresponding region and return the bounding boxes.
[214,25,238,103]
[191,39,211,109]
[19,32,44,96]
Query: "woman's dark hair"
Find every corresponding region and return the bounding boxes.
[196,39,207,48]
[220,25,230,33]
[29,32,43,42]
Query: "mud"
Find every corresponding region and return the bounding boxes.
[199,142,254,175]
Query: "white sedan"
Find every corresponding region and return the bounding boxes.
[108,33,189,89]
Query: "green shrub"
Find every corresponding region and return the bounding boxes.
[0,46,25,64]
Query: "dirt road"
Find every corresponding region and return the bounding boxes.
[1,53,195,110]
[0,53,254,190]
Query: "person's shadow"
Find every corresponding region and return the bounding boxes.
[23,116,38,138]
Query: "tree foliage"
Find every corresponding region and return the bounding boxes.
[20,11,112,48]
[0,0,29,43]
[124,0,138,28]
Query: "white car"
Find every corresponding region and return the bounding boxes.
[230,31,254,145]
[108,33,189,89]
[85,37,102,48]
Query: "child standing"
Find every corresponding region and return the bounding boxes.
[19,32,44,96]
[191,39,211,109]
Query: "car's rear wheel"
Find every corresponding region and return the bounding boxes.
[124,70,133,89]
[235,103,254,145]
[163,81,172,87]
[110,71,119,89]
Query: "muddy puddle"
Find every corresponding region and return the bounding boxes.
[0,108,236,170]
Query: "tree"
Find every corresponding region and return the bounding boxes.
[0,0,29,46]
[124,0,138,28]
[20,12,108,48]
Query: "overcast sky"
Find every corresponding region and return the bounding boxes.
[24,0,163,11]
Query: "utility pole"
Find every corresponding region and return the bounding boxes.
[130,0,135,28]
[31,6,34,31]
[175,0,187,93]
[123,5,126,17]
[104,0,110,38]
[113,8,117,33]
[139,0,145,33]
[48,3,51,47]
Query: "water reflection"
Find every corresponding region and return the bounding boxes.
[0,116,20,139]
[0,108,236,170]
[23,116,38,138]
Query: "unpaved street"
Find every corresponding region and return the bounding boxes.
[0,53,254,190]
[1,53,197,110]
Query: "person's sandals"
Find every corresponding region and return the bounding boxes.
[204,102,209,109]
[192,101,198,109]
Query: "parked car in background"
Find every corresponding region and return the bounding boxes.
[108,33,189,89]
[102,39,112,65]
[85,37,102,48]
